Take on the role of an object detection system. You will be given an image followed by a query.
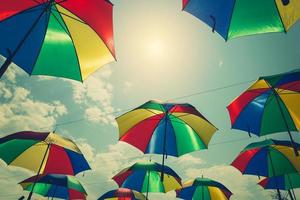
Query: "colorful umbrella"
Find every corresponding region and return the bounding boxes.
[258,173,300,200]
[0,131,90,200]
[182,0,300,40]
[19,174,87,200]
[176,177,232,200]
[0,0,115,81]
[112,161,181,198]
[98,188,147,200]
[232,139,300,177]
[227,69,300,155]
[116,100,217,180]
[232,139,300,200]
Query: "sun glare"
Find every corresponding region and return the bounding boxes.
[146,38,165,58]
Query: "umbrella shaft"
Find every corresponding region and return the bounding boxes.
[288,190,294,200]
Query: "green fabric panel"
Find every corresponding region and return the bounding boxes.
[286,173,300,190]
[268,147,297,176]
[141,171,164,193]
[193,186,211,200]
[140,101,165,112]
[67,176,85,193]
[260,94,297,135]
[228,0,284,39]
[0,139,37,164]
[263,76,283,87]
[243,140,274,151]
[133,162,157,171]
[170,116,206,156]
[31,6,82,81]
[25,183,51,196]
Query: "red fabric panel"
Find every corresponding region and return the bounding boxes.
[278,81,300,92]
[258,178,268,188]
[69,189,86,200]
[112,170,132,187]
[231,148,260,173]
[227,88,268,125]
[170,105,204,118]
[0,1,45,21]
[58,0,115,57]
[120,114,164,152]
[182,0,189,9]
[43,144,74,175]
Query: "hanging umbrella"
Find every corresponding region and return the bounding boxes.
[258,173,300,200]
[19,174,87,200]
[0,131,90,200]
[227,69,300,156]
[116,100,217,180]
[112,161,182,199]
[0,0,115,81]
[176,177,232,200]
[182,0,300,40]
[231,139,300,200]
[98,188,147,200]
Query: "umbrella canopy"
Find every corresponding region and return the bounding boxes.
[231,139,300,177]
[0,131,90,175]
[258,173,300,191]
[98,188,146,200]
[227,69,300,155]
[176,177,232,200]
[0,0,115,81]
[116,100,217,157]
[182,0,300,40]
[112,161,181,194]
[19,174,87,200]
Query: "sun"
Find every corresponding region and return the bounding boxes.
[146,38,165,59]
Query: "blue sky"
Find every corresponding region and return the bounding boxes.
[0,0,300,199]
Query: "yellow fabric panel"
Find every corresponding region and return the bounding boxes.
[273,145,300,171]
[133,191,147,200]
[56,5,115,80]
[116,109,163,137]
[19,182,31,189]
[161,173,181,192]
[249,79,269,90]
[11,142,49,173]
[182,179,194,188]
[208,187,229,200]
[45,132,81,153]
[279,90,300,130]
[275,0,300,30]
[171,113,217,146]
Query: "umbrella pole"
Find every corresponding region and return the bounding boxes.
[288,190,294,200]
[146,170,150,200]
[274,91,299,156]
[27,143,51,200]
[160,115,168,182]
[0,1,52,78]
[268,151,282,200]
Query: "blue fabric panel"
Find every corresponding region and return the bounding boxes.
[177,186,197,200]
[65,149,91,175]
[0,4,49,73]
[232,91,270,135]
[98,190,118,199]
[163,103,175,112]
[122,171,146,191]
[40,174,68,186]
[275,72,300,87]
[265,176,285,190]
[244,148,269,176]
[184,0,235,39]
[145,116,178,157]
[47,185,68,199]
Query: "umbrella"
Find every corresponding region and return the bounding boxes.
[231,139,300,200]
[116,100,217,180]
[0,0,115,81]
[182,0,300,40]
[0,131,90,200]
[98,188,147,200]
[176,177,232,200]
[227,69,300,156]
[112,161,182,198]
[258,173,300,200]
[19,174,87,200]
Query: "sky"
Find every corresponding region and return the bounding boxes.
[0,0,300,199]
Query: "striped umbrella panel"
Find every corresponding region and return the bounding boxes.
[98,188,146,200]
[183,0,300,40]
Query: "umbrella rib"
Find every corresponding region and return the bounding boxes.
[49,10,71,37]
[50,8,87,25]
